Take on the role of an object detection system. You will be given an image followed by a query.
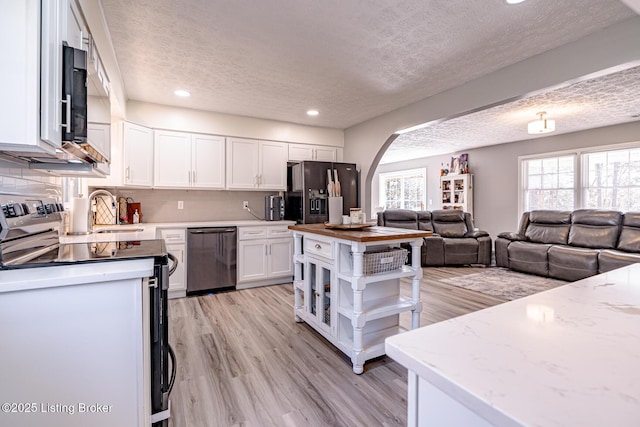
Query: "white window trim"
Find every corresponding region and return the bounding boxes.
[379,167,427,211]
[518,140,640,219]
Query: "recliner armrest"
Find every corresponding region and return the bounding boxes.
[497,231,525,241]
[464,230,489,238]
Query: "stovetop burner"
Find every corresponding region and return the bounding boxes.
[1,194,166,270]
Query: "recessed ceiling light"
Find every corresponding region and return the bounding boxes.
[307,110,319,116]
[174,90,191,97]
[506,0,526,3]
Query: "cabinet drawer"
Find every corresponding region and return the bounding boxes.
[303,236,333,260]
[267,225,292,238]
[238,227,268,240]
[159,228,185,243]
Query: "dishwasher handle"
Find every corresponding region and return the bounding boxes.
[189,228,236,234]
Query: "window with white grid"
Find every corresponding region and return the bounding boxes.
[583,147,640,211]
[379,168,426,210]
[522,155,576,211]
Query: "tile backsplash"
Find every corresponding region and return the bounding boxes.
[93,188,280,223]
[0,159,62,197]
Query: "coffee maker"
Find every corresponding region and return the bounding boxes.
[265,195,284,221]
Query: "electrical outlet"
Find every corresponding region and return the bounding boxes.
[178,201,184,210]
[243,201,249,209]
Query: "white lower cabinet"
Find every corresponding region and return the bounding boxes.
[158,228,187,298]
[237,225,293,288]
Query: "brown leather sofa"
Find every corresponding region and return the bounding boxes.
[377,209,492,266]
[495,209,640,281]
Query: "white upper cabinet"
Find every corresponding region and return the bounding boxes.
[154,130,191,187]
[87,123,110,162]
[259,140,288,190]
[123,122,154,187]
[226,138,287,191]
[192,134,225,188]
[0,0,63,153]
[154,130,225,189]
[65,0,85,50]
[288,143,340,162]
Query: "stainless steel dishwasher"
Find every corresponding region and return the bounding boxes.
[187,227,237,294]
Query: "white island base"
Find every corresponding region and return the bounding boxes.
[289,224,431,374]
[386,264,640,427]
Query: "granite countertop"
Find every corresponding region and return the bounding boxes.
[385,263,640,427]
[288,223,432,243]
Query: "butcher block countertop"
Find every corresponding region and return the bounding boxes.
[288,223,432,242]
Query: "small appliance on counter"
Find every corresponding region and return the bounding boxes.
[265,195,284,221]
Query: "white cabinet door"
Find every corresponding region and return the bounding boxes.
[65,0,85,50]
[40,0,64,148]
[87,123,110,161]
[123,122,153,187]
[193,135,225,189]
[1,1,61,153]
[154,130,191,188]
[227,138,260,189]
[288,144,315,161]
[288,143,339,162]
[166,243,186,295]
[314,146,338,162]
[268,238,294,278]
[238,240,269,282]
[259,141,287,190]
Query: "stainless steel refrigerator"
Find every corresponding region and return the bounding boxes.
[285,161,359,224]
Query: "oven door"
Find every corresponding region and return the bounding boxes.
[150,259,176,426]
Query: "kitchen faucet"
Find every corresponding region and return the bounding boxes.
[87,189,119,233]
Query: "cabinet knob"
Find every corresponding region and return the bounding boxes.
[315,243,322,250]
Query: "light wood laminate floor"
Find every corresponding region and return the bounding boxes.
[168,267,504,427]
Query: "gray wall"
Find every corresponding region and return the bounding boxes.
[372,121,640,240]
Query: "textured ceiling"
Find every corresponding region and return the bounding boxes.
[101,0,635,129]
[381,65,640,164]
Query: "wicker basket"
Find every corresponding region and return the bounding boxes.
[361,247,408,276]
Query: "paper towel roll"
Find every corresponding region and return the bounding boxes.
[71,197,89,234]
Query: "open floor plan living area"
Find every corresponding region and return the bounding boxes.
[1,1,640,426]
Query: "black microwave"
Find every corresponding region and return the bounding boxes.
[61,44,87,143]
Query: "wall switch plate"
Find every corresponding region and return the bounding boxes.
[243,201,249,209]
[178,201,184,210]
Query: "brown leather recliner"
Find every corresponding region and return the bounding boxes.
[377,209,492,266]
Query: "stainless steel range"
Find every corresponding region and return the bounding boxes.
[0,193,176,426]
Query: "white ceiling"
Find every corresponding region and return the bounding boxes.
[101,0,636,131]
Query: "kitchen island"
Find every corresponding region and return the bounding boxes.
[289,223,432,374]
[385,263,640,426]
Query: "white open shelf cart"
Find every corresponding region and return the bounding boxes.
[290,224,430,374]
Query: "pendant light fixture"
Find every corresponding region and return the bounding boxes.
[528,111,555,134]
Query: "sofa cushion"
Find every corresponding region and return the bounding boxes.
[525,210,571,245]
[548,245,598,282]
[378,209,418,229]
[617,212,640,252]
[568,209,621,249]
[442,238,478,265]
[598,249,640,273]
[508,241,551,277]
[423,236,444,266]
[417,211,434,232]
[432,210,467,237]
